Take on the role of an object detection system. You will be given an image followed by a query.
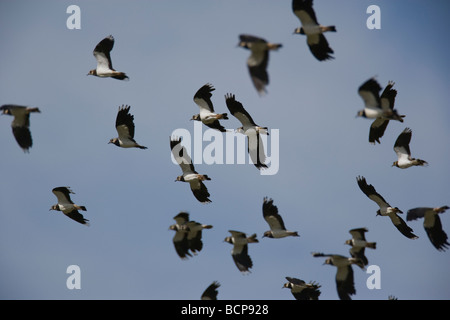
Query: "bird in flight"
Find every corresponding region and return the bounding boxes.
[50,187,89,226]
[356,176,418,239]
[392,127,428,169]
[262,197,299,239]
[88,35,129,80]
[0,104,40,152]
[109,105,147,149]
[292,0,336,61]
[170,137,212,203]
[191,83,228,132]
[237,34,282,95]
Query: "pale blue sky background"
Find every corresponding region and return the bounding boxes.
[0,0,449,300]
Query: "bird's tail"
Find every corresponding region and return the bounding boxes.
[247,233,259,243]
[324,26,336,32]
[75,205,87,211]
[268,43,283,50]
[203,225,213,229]
[367,242,377,249]
[413,159,428,167]
[217,113,228,120]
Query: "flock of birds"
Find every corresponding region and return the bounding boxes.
[1,0,448,300]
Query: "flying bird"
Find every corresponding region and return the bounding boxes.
[392,128,428,169]
[201,281,220,300]
[312,252,364,300]
[262,197,299,238]
[357,78,405,144]
[191,83,228,132]
[225,93,268,170]
[169,212,213,259]
[50,187,89,226]
[356,176,418,239]
[345,227,376,266]
[88,35,129,80]
[407,206,449,251]
[224,230,258,273]
[237,34,282,95]
[0,104,40,152]
[292,0,336,61]
[170,137,211,203]
[109,105,147,149]
[282,277,321,300]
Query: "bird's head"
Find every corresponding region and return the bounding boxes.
[392,161,398,167]
[344,239,352,246]
[224,236,232,244]
[356,110,366,118]
[262,231,273,238]
[87,69,97,76]
[293,27,304,35]
[175,175,184,182]
[108,138,119,146]
[237,41,250,49]
[323,258,333,266]
[49,205,59,211]
[190,114,200,121]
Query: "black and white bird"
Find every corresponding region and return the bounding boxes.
[170,137,211,203]
[225,93,268,170]
[0,104,40,152]
[88,35,129,80]
[407,206,449,251]
[201,281,220,300]
[224,230,258,273]
[345,227,376,266]
[392,128,428,169]
[262,197,299,239]
[292,0,336,61]
[50,187,89,226]
[356,176,418,239]
[312,252,364,300]
[357,78,405,144]
[169,212,213,259]
[282,277,321,300]
[237,34,282,95]
[109,105,147,149]
[191,83,228,132]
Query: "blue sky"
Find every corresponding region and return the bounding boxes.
[0,0,449,300]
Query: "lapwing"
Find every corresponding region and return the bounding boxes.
[50,187,89,226]
[357,78,405,144]
[191,83,228,132]
[283,277,321,300]
[262,197,299,239]
[407,206,449,251]
[224,230,258,274]
[392,128,428,169]
[292,0,336,61]
[109,105,147,149]
[0,104,40,152]
[88,35,129,80]
[170,137,211,203]
[237,34,282,95]
[312,252,364,300]
[169,212,192,259]
[225,93,268,170]
[201,281,220,300]
[345,227,376,266]
[356,176,418,239]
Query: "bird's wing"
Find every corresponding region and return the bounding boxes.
[52,187,74,205]
[394,128,412,159]
[170,137,196,175]
[358,78,382,110]
[93,35,115,70]
[193,83,215,112]
[115,105,135,139]
[356,176,390,208]
[225,94,257,127]
[262,197,286,231]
